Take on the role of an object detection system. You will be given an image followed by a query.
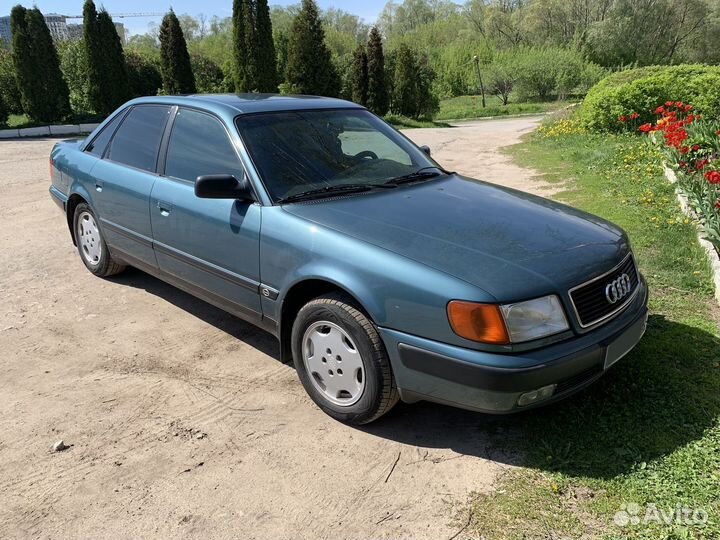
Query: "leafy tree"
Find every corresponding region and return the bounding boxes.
[350,44,368,106]
[83,0,130,115]
[126,51,162,97]
[286,0,340,96]
[59,40,92,115]
[255,0,278,91]
[0,48,22,115]
[11,5,70,122]
[366,27,388,115]
[159,10,197,94]
[191,53,229,93]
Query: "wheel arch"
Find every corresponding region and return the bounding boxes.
[278,278,375,363]
[66,193,89,246]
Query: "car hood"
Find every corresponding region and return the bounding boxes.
[282,175,630,301]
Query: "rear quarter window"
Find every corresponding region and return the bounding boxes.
[106,105,171,172]
[84,110,126,157]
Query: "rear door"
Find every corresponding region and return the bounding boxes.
[91,104,172,268]
[150,107,263,321]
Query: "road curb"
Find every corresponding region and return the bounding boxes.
[0,123,99,139]
[663,164,720,305]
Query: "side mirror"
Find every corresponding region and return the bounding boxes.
[195,174,255,201]
[420,145,431,157]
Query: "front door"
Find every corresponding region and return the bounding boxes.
[150,107,262,321]
[91,104,172,268]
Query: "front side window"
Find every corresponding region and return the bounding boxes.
[107,105,171,172]
[165,108,245,183]
[235,109,436,201]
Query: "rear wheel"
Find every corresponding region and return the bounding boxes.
[291,292,399,424]
[73,203,125,277]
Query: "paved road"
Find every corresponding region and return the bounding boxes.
[0,117,543,540]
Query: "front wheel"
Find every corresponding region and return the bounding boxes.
[291,292,399,425]
[73,203,126,277]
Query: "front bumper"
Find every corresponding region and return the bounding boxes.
[379,276,649,413]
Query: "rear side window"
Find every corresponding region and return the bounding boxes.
[107,105,171,172]
[165,108,245,183]
[85,110,126,156]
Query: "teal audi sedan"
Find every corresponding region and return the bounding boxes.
[49,95,648,424]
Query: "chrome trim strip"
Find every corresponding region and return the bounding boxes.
[153,240,260,293]
[568,252,639,329]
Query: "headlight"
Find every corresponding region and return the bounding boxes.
[500,295,569,342]
[448,295,569,344]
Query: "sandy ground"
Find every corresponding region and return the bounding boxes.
[0,116,544,540]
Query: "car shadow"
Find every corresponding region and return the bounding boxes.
[365,314,720,479]
[105,270,720,479]
[111,267,281,360]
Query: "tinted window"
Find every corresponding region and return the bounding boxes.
[236,109,434,201]
[85,110,126,156]
[165,108,245,183]
[107,105,170,172]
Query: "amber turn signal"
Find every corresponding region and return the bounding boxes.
[447,301,510,345]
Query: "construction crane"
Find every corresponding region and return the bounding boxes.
[62,12,164,19]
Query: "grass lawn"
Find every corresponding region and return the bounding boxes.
[456,122,720,539]
[435,95,575,121]
[384,114,451,129]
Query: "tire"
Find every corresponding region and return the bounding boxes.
[73,202,126,277]
[291,292,399,424]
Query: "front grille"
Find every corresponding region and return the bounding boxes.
[569,254,639,328]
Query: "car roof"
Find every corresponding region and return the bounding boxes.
[125,93,364,119]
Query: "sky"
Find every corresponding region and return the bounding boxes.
[13,0,389,36]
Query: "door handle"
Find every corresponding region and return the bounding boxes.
[157,200,172,216]
[95,181,103,192]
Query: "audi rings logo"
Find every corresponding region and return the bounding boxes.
[605,273,632,304]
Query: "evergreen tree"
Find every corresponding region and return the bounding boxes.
[97,10,130,109]
[391,43,419,118]
[159,11,197,94]
[11,5,69,122]
[350,44,368,106]
[286,0,339,97]
[254,0,277,92]
[366,27,388,115]
[82,0,102,110]
[0,92,7,125]
[232,0,251,91]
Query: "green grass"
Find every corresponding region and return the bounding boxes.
[435,95,575,121]
[457,126,720,539]
[2,112,103,130]
[384,114,451,129]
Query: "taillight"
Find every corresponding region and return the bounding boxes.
[49,157,53,181]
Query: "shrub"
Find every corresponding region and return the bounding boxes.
[59,39,93,115]
[390,43,438,119]
[126,51,162,97]
[190,53,227,93]
[581,64,720,133]
[0,48,22,115]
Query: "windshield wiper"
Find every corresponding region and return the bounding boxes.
[277,183,393,204]
[383,167,444,186]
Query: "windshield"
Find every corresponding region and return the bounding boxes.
[235,109,438,202]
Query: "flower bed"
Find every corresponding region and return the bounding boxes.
[628,101,720,253]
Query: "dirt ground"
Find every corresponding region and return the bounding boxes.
[0,116,545,540]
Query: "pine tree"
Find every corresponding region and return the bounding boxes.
[97,10,130,109]
[232,0,250,91]
[83,0,102,111]
[11,5,70,122]
[254,0,277,92]
[0,91,8,125]
[391,43,418,118]
[350,44,368,106]
[366,27,388,115]
[159,11,197,94]
[286,0,339,97]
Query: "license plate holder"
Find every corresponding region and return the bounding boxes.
[604,313,648,369]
